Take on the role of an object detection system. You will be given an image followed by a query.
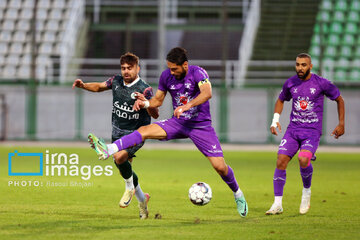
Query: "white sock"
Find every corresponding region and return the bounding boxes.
[303,187,311,195]
[135,184,145,202]
[274,196,283,205]
[107,143,119,156]
[234,188,243,199]
[124,175,134,190]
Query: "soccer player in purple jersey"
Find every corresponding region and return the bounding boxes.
[88,47,248,217]
[265,53,345,215]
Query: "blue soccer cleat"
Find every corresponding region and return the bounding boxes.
[235,195,248,217]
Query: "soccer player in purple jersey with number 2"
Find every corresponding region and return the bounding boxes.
[266,53,345,215]
[88,47,248,217]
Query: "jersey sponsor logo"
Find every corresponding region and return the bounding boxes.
[294,96,314,111]
[179,96,188,104]
[113,101,140,120]
[198,78,210,87]
[300,100,308,110]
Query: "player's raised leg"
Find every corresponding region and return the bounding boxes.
[266,154,291,215]
[298,150,313,214]
[89,124,167,160]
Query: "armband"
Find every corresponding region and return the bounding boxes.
[198,78,211,87]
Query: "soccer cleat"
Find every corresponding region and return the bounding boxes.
[299,189,311,214]
[88,133,110,160]
[265,203,283,215]
[311,154,317,161]
[235,195,248,217]
[138,193,150,219]
[119,188,135,208]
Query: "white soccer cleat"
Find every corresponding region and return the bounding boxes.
[119,188,135,208]
[138,193,150,219]
[299,189,311,214]
[265,203,283,215]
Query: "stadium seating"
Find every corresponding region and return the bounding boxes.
[0,0,84,81]
[310,0,360,82]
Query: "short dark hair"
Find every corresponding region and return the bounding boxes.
[166,47,188,65]
[120,52,139,66]
[297,53,312,60]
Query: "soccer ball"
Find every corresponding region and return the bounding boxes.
[188,182,212,206]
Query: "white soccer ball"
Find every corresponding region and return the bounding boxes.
[188,182,212,206]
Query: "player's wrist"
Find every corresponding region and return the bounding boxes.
[270,113,280,128]
[143,100,150,109]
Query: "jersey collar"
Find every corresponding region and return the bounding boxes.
[123,76,140,87]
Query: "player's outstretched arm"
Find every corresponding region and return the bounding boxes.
[133,90,166,111]
[270,99,284,136]
[72,79,109,92]
[174,82,212,118]
[331,95,345,139]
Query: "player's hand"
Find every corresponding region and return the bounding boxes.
[133,92,147,101]
[270,122,282,136]
[133,99,145,111]
[174,104,190,118]
[72,79,85,89]
[331,124,345,139]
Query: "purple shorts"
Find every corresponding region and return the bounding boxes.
[154,118,224,157]
[278,128,321,158]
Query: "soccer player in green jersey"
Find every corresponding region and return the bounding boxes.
[72,52,159,219]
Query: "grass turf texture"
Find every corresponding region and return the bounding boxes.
[1,146,359,240]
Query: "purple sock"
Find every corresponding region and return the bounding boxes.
[273,168,286,196]
[300,163,313,188]
[113,131,143,151]
[221,166,239,192]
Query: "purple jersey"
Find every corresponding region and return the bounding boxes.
[158,65,212,128]
[279,73,340,134]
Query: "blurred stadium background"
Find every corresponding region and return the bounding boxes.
[0,0,359,145]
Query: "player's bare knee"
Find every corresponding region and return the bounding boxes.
[276,156,290,170]
[113,152,128,165]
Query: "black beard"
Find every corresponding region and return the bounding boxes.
[297,69,310,80]
[175,71,186,80]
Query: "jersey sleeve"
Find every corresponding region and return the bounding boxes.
[104,75,116,89]
[321,78,340,100]
[143,86,154,100]
[278,79,292,101]
[194,67,211,88]
[157,71,168,92]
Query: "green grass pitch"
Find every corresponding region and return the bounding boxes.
[1,146,359,239]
